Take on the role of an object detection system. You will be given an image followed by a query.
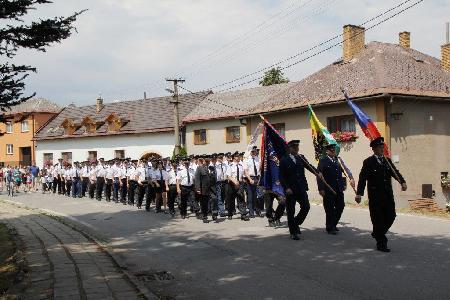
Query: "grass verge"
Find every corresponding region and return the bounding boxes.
[0,223,19,297]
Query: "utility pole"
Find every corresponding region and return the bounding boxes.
[166,78,185,156]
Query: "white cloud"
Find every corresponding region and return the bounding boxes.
[7,0,449,106]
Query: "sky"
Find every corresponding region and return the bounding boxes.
[6,0,450,106]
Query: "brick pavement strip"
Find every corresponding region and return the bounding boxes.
[0,201,148,300]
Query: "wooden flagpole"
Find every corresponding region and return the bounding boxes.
[260,115,337,195]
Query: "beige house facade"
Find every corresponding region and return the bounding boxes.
[184,25,450,208]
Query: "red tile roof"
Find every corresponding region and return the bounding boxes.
[251,42,450,114]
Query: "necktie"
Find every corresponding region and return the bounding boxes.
[252,158,257,176]
[187,169,191,185]
[236,164,240,181]
[76,169,78,177]
[160,170,163,181]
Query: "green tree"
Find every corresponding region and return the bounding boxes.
[0,0,85,111]
[259,67,290,86]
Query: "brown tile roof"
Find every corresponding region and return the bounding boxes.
[35,91,210,140]
[252,42,450,114]
[183,82,295,123]
[5,98,60,115]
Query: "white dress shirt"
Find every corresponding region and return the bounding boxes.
[177,166,195,186]
[244,156,260,177]
[226,162,244,181]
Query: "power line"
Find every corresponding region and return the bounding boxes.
[208,0,417,91]
[178,85,243,112]
[183,0,336,81]
[181,0,319,79]
[218,0,424,92]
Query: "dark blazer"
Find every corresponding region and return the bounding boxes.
[195,165,214,196]
[279,154,317,196]
[357,156,405,201]
[317,156,346,194]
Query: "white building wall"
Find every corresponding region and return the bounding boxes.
[35,132,174,167]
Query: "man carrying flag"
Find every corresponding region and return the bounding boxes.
[279,140,320,240]
[259,118,287,227]
[308,104,355,234]
[344,91,408,252]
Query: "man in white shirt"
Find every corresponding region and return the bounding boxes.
[64,165,73,197]
[88,161,97,199]
[96,158,106,201]
[215,153,228,217]
[244,146,262,217]
[176,157,196,219]
[154,160,169,213]
[111,159,122,203]
[127,160,137,205]
[104,160,114,202]
[136,160,147,209]
[80,161,89,197]
[71,162,82,198]
[226,152,249,221]
[167,160,178,217]
[145,160,156,211]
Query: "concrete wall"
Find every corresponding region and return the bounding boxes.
[35,132,174,167]
[388,98,450,206]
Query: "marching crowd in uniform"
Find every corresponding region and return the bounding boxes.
[6,135,406,253]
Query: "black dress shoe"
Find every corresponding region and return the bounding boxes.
[334,227,340,232]
[376,243,391,252]
[327,229,337,235]
[202,219,209,223]
[241,216,250,221]
[220,213,226,218]
[212,215,217,221]
[227,216,232,220]
[290,234,300,240]
[274,220,281,227]
[295,227,302,235]
[181,215,186,219]
[268,220,275,227]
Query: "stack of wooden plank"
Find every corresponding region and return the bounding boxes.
[408,198,445,213]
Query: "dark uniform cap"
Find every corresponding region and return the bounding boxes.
[370,137,385,148]
[325,143,337,150]
[231,151,240,158]
[239,152,245,156]
[287,140,300,147]
[251,146,259,152]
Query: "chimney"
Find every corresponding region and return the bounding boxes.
[442,23,450,72]
[343,25,365,63]
[96,97,104,113]
[399,31,410,49]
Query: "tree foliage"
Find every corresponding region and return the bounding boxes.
[259,67,290,86]
[0,0,85,111]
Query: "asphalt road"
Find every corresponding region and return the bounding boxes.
[4,192,450,300]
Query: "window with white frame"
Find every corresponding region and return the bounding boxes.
[6,122,12,133]
[21,120,29,132]
[6,144,13,155]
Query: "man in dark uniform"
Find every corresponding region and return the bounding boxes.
[356,137,407,252]
[317,144,354,234]
[195,156,213,223]
[279,140,319,240]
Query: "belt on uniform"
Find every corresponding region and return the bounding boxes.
[169,184,177,187]
[181,185,193,188]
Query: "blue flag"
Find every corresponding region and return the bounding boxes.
[260,119,287,197]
